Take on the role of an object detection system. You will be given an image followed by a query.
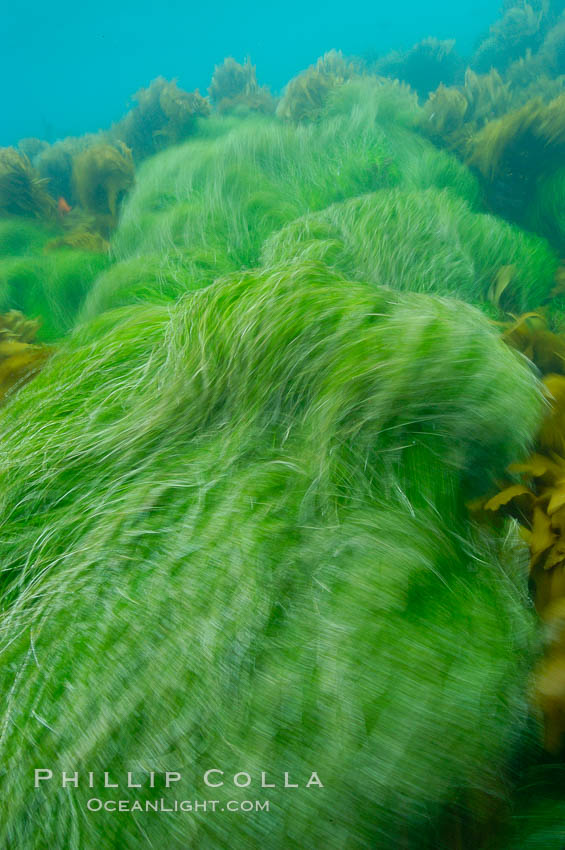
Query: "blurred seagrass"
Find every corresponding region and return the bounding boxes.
[0,218,109,340]
[0,261,544,848]
[1,27,564,848]
[261,188,558,312]
[78,255,194,320]
[107,78,481,307]
[530,167,565,253]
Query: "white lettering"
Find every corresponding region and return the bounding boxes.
[284,772,298,788]
[61,772,79,788]
[34,769,53,787]
[204,769,224,787]
[306,772,324,788]
[127,772,141,788]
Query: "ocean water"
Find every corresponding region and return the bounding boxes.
[2,2,565,848]
[3,0,497,144]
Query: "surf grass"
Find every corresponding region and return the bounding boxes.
[324,78,482,204]
[78,255,199,320]
[0,249,109,340]
[111,114,398,269]
[499,766,565,849]
[0,262,542,848]
[0,217,109,339]
[530,166,565,253]
[262,188,558,311]
[107,83,481,305]
[0,218,56,256]
[73,80,480,322]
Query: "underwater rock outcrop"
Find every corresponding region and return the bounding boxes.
[0,262,544,849]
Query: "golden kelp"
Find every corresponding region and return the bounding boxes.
[72,142,134,233]
[111,77,210,161]
[485,314,565,752]
[472,2,544,73]
[469,94,565,180]
[502,310,565,373]
[0,148,56,220]
[0,310,51,403]
[422,69,512,152]
[34,133,103,206]
[276,50,357,122]
[465,92,565,220]
[44,226,110,254]
[208,57,275,114]
[374,37,463,99]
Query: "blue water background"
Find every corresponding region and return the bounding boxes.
[3,0,499,146]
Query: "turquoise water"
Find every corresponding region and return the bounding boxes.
[3,0,497,143]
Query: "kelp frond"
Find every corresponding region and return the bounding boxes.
[111,77,210,160]
[276,51,357,122]
[421,69,512,151]
[209,57,275,114]
[482,311,565,753]
[44,227,110,254]
[0,148,56,220]
[469,94,565,179]
[375,37,463,99]
[72,142,135,232]
[0,309,51,402]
